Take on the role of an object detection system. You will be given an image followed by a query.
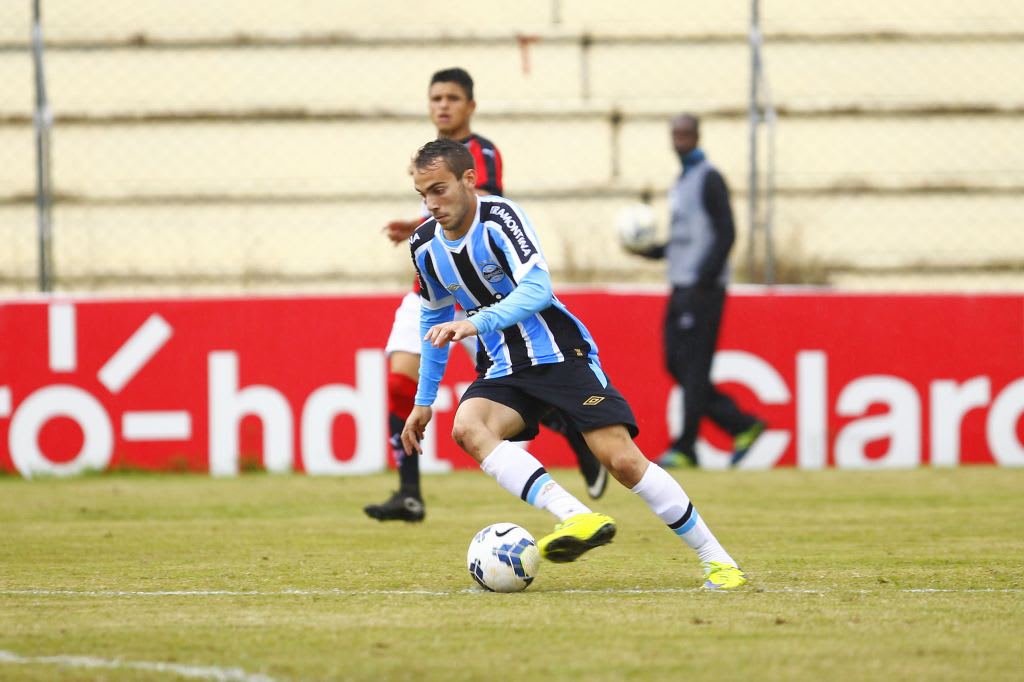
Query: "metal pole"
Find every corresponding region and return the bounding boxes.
[609,109,622,179]
[579,33,591,101]
[746,0,761,282]
[764,106,777,285]
[31,0,54,292]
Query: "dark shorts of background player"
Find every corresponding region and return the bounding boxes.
[460,359,639,442]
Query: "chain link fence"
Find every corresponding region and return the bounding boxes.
[1,0,1022,293]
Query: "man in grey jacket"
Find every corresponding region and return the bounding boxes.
[629,113,765,468]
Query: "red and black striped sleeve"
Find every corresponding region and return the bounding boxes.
[463,133,503,197]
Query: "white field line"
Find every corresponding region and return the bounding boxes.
[1,587,1021,598]
[0,649,275,682]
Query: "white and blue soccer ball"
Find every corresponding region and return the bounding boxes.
[616,202,658,253]
[466,523,540,593]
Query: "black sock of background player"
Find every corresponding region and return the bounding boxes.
[391,413,421,498]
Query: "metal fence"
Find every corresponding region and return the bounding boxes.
[1,0,1022,294]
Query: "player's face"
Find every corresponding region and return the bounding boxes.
[429,81,476,139]
[414,161,478,234]
[672,118,698,157]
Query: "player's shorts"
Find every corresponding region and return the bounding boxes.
[460,358,639,442]
[385,291,476,357]
[384,292,423,355]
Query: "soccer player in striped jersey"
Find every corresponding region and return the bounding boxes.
[400,139,748,590]
[365,68,607,523]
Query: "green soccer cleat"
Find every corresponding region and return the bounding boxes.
[730,421,766,467]
[658,449,697,469]
[538,512,617,563]
[702,561,748,591]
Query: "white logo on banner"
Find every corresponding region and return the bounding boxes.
[665,350,1024,469]
[2,303,187,477]
[0,302,454,477]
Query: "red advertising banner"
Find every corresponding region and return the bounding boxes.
[1,289,1022,476]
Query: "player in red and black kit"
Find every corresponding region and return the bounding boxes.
[366,68,608,522]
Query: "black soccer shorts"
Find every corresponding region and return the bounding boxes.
[459,358,639,442]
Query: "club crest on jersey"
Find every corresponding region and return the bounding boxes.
[446,283,461,292]
[480,262,505,283]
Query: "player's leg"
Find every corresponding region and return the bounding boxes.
[389,352,423,498]
[463,364,624,564]
[538,409,608,499]
[453,396,593,520]
[705,386,766,466]
[535,359,746,588]
[698,290,766,466]
[452,311,608,500]
[662,286,716,467]
[581,424,745,588]
[365,293,426,522]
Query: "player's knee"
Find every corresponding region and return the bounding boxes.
[588,427,647,486]
[451,415,486,453]
[604,448,647,487]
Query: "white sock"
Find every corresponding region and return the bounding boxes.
[480,441,591,521]
[631,462,736,566]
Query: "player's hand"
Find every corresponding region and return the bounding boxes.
[401,405,433,455]
[424,320,478,348]
[382,220,418,244]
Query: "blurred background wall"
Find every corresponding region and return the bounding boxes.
[1,1,1021,294]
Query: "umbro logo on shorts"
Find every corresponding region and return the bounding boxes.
[582,396,605,406]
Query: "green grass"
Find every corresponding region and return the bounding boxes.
[1,468,1022,681]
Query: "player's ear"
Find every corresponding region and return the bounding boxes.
[462,167,477,188]
[467,100,477,117]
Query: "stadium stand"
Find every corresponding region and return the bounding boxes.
[0,0,1021,291]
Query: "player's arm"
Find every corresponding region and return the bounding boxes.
[402,303,454,455]
[382,218,422,244]
[633,243,667,260]
[416,303,455,405]
[402,244,454,455]
[420,267,550,345]
[384,162,429,244]
[467,268,551,335]
[696,169,735,288]
[470,139,503,196]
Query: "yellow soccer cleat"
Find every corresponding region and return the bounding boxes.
[538,512,617,563]
[702,561,748,590]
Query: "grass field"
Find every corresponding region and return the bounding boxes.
[1,467,1022,681]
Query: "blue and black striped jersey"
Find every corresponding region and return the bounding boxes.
[410,196,599,378]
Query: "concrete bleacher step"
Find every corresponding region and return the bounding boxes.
[1,190,1018,292]
[2,38,1018,114]
[2,0,1021,292]
[9,0,1018,43]
[20,114,1017,198]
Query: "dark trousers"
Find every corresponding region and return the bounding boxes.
[664,285,757,456]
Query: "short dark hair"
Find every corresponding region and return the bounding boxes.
[673,113,700,135]
[414,138,475,179]
[430,67,474,101]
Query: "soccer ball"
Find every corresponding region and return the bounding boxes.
[466,523,540,593]
[616,202,658,253]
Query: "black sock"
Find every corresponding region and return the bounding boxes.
[391,413,421,498]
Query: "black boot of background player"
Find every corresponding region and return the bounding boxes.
[364,490,426,522]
